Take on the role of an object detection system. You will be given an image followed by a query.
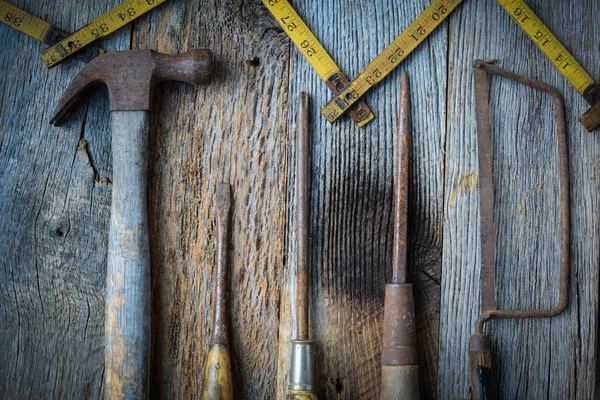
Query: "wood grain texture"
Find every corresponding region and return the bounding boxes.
[278,1,447,398]
[438,0,599,398]
[0,0,128,398]
[134,1,290,399]
[0,0,598,399]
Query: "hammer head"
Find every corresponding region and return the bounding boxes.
[50,49,213,126]
[580,83,600,132]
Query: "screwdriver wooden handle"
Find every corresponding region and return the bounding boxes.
[201,184,234,400]
[201,344,234,400]
[286,390,318,400]
[468,334,496,400]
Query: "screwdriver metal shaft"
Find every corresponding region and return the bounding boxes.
[287,92,317,400]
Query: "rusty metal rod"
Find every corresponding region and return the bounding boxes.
[380,72,419,400]
[392,72,411,285]
[213,183,232,347]
[296,91,311,342]
[201,183,234,400]
[288,91,317,399]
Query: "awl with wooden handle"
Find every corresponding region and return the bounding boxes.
[380,72,419,400]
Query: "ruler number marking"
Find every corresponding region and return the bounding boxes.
[280,15,298,32]
[118,8,137,21]
[3,11,22,27]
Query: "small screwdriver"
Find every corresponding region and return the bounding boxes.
[201,183,234,400]
[287,92,318,400]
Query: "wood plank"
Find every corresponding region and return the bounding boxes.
[134,1,291,398]
[277,0,448,398]
[1,0,598,398]
[0,0,129,398]
[438,0,599,398]
[0,0,291,398]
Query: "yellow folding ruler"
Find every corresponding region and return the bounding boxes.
[40,0,166,68]
[0,0,103,63]
[262,0,374,127]
[497,0,600,131]
[320,0,464,123]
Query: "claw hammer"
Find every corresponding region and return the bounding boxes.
[50,49,213,399]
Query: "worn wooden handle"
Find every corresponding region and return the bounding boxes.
[105,111,151,400]
[201,344,234,400]
[286,390,318,400]
[468,334,496,400]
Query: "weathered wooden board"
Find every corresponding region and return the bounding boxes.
[0,0,291,398]
[277,0,447,398]
[0,0,597,399]
[438,0,599,398]
[135,1,290,399]
[0,0,128,398]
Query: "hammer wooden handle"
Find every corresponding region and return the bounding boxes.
[105,111,151,399]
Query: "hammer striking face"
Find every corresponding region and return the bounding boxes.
[50,48,213,400]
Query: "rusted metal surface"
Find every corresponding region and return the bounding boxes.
[381,283,418,366]
[295,91,311,342]
[50,49,213,126]
[469,59,571,399]
[583,82,600,106]
[472,59,570,332]
[380,72,420,400]
[392,72,411,285]
[581,82,600,131]
[325,72,372,125]
[212,183,232,346]
[43,26,104,63]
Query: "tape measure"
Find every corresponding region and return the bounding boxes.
[320,0,464,123]
[262,0,374,127]
[0,0,103,63]
[40,0,166,68]
[498,0,595,95]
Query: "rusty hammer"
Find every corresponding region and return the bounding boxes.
[50,49,213,399]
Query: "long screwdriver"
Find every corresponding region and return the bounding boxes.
[287,91,317,400]
[201,183,234,400]
[380,72,419,400]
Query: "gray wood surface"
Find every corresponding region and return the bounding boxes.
[438,1,599,399]
[0,0,597,399]
[106,111,151,398]
[280,0,447,398]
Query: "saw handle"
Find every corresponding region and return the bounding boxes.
[105,111,151,399]
[468,333,496,400]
